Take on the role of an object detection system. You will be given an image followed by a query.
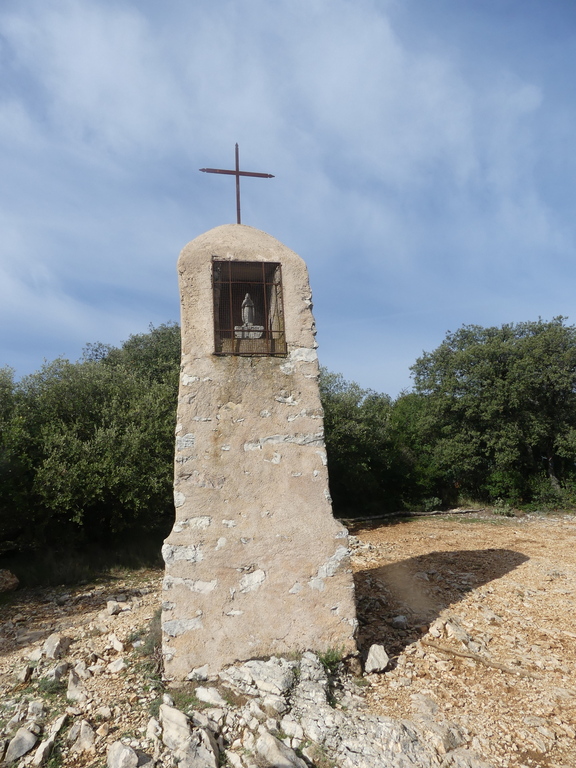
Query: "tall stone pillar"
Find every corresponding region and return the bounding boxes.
[162,224,357,679]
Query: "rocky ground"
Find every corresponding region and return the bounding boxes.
[0,511,575,768]
[352,511,576,768]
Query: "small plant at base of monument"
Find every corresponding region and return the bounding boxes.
[171,686,213,713]
[317,647,347,710]
[134,608,163,690]
[318,647,345,675]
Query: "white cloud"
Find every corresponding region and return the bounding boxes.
[0,0,574,393]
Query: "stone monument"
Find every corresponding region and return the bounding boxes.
[162,224,357,679]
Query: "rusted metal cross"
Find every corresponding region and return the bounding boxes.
[200,143,274,225]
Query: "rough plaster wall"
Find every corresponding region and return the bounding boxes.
[162,225,357,680]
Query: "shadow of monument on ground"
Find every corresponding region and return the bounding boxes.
[353,548,529,659]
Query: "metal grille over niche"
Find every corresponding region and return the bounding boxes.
[212,260,287,356]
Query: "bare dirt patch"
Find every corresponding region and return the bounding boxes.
[351,512,576,768]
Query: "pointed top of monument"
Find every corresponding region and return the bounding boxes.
[182,224,306,274]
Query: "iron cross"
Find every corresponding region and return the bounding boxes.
[200,143,274,224]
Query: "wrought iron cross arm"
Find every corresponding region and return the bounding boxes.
[199,168,274,178]
[199,144,274,224]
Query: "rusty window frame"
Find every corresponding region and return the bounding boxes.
[212,260,287,356]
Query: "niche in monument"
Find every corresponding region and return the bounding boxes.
[213,260,287,356]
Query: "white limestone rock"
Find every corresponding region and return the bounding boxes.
[195,687,228,707]
[255,731,307,768]
[220,657,296,698]
[32,715,68,768]
[146,717,161,741]
[66,669,87,703]
[107,741,139,768]
[17,665,33,683]
[5,728,39,763]
[42,633,72,659]
[187,664,209,681]
[177,727,219,768]
[107,658,126,674]
[365,644,390,673]
[159,704,191,751]
[70,720,96,753]
[41,661,69,682]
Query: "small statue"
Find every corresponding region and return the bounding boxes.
[241,293,255,326]
[235,293,263,339]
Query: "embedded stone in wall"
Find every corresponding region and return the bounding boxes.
[162,224,357,679]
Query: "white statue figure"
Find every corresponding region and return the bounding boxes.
[241,293,255,326]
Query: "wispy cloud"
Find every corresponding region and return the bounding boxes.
[0,0,574,395]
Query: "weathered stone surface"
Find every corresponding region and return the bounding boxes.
[27,700,46,723]
[66,668,87,703]
[159,703,191,750]
[107,741,138,768]
[391,615,408,630]
[194,687,228,707]
[17,664,33,683]
[107,657,126,674]
[364,643,390,673]
[163,224,357,678]
[187,664,209,681]
[107,600,122,615]
[41,660,69,682]
[108,633,124,652]
[146,717,161,741]
[73,659,91,679]
[255,731,307,767]
[177,727,219,768]
[5,727,38,762]
[70,720,95,753]
[219,657,296,698]
[42,633,72,659]
[27,647,44,663]
[32,739,53,766]
[223,751,244,768]
[33,714,66,766]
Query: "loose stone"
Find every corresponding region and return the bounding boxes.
[365,644,390,674]
[107,741,139,768]
[5,728,38,763]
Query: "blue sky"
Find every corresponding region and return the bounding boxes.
[1,0,575,397]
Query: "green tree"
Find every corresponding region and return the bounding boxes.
[86,322,181,382]
[1,323,180,552]
[387,391,449,508]
[410,318,576,505]
[0,367,37,552]
[320,369,408,515]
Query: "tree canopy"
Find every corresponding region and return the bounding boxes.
[2,316,576,561]
[0,323,180,554]
[410,318,576,505]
